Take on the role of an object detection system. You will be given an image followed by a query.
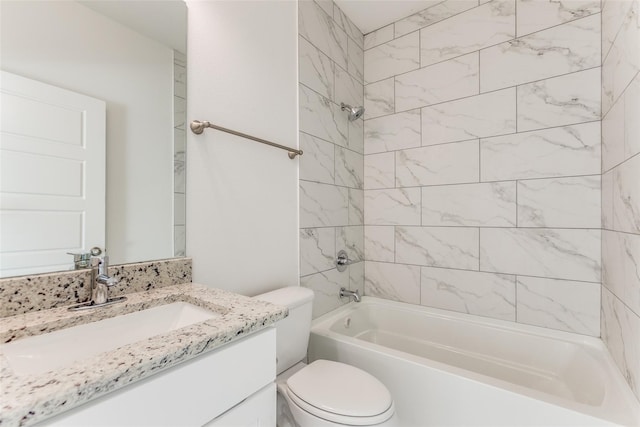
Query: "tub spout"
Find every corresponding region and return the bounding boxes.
[339,287,361,303]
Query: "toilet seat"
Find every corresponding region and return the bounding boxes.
[285,360,394,425]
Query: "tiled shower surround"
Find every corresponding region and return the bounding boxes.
[298,0,366,317]
[363,0,602,335]
[297,0,639,399]
[601,0,640,401]
[174,50,187,257]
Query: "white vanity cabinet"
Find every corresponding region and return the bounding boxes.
[38,328,276,426]
[204,383,275,426]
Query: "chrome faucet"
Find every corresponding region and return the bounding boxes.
[339,287,361,303]
[91,254,118,305]
[68,252,126,311]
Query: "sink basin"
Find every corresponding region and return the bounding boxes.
[1,302,219,375]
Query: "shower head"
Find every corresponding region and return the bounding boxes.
[341,103,365,121]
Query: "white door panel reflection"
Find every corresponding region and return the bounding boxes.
[0,71,106,277]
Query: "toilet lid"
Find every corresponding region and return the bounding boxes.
[286,360,393,418]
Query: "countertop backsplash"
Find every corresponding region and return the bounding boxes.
[0,258,192,318]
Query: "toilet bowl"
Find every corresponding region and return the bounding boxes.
[277,360,397,426]
[256,287,398,427]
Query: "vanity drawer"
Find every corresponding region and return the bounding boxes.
[39,327,276,426]
[204,383,275,427]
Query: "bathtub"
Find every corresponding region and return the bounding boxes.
[308,297,640,426]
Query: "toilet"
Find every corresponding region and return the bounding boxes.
[256,287,398,427]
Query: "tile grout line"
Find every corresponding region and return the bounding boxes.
[515,274,518,323]
[603,279,640,319]
[350,173,603,192]
[363,118,602,159]
[601,227,640,238]
[477,138,483,271]
[305,223,606,232]
[478,226,481,273]
[603,149,640,175]
[363,65,602,122]
[364,259,603,285]
[516,177,520,227]
[515,84,519,133]
[393,225,397,263]
[478,138,482,184]
[600,0,604,304]
[299,32,362,87]
[374,0,499,47]
[514,0,518,38]
[366,11,601,88]
[478,50,481,94]
[601,3,630,65]
[602,69,639,120]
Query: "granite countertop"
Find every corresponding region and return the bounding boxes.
[0,283,287,426]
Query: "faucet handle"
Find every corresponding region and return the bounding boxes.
[336,250,354,272]
[97,275,118,287]
[67,251,92,269]
[90,253,111,276]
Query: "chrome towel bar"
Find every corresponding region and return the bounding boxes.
[190,120,303,159]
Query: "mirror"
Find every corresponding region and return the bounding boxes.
[0,0,187,278]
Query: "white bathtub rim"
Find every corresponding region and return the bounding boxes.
[311,297,640,426]
[314,297,600,346]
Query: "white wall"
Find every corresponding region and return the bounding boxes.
[0,1,174,265]
[185,1,299,295]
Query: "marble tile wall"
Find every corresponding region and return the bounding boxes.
[600,0,640,401]
[363,0,603,336]
[299,0,364,318]
[174,50,187,257]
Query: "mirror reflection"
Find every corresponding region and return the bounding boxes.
[0,0,187,278]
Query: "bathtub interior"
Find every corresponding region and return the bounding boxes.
[326,300,605,406]
[311,297,640,427]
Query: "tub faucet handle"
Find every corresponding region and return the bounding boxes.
[336,250,354,272]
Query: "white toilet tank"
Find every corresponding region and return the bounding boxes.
[255,287,314,375]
